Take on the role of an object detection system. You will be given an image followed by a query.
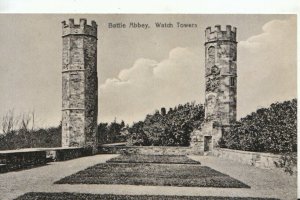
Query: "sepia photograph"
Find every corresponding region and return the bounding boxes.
[0,1,298,199]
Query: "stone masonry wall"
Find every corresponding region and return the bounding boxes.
[98,146,202,155]
[61,19,98,151]
[204,25,237,126]
[212,148,281,169]
[84,36,98,148]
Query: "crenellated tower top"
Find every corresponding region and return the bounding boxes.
[62,18,98,38]
[205,25,237,43]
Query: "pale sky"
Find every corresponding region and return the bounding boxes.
[0,14,296,127]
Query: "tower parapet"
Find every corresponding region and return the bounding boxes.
[62,18,97,38]
[205,25,237,43]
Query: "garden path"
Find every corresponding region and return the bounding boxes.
[0,154,296,200]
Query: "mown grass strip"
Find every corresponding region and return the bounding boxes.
[55,163,250,188]
[15,192,279,200]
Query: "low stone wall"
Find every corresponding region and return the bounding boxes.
[212,148,281,169]
[0,149,47,172]
[46,147,92,161]
[98,145,201,155]
[0,147,91,173]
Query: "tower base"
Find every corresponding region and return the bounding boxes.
[190,121,223,155]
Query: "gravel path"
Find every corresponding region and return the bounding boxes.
[188,156,297,200]
[0,154,296,200]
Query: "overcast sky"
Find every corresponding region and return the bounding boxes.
[0,14,296,127]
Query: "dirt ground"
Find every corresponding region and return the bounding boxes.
[0,154,297,200]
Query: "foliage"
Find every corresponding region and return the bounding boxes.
[0,110,61,150]
[126,102,205,146]
[0,111,128,149]
[219,99,297,154]
[0,126,61,150]
[97,120,127,144]
[274,152,297,175]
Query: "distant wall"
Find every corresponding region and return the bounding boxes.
[46,147,92,161]
[0,147,92,173]
[212,148,281,169]
[0,150,47,172]
[98,146,202,155]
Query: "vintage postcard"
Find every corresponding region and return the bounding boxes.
[0,1,298,200]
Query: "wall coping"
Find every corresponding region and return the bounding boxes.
[100,143,127,147]
[99,145,192,149]
[0,147,83,154]
[214,148,282,158]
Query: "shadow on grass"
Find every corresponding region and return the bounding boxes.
[15,192,280,200]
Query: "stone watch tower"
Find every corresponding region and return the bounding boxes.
[191,25,237,154]
[61,19,98,152]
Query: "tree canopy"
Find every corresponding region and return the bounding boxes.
[219,99,297,153]
[126,102,205,146]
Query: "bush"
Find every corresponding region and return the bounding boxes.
[274,152,297,175]
[126,102,205,146]
[220,99,297,154]
[97,120,126,144]
[0,126,61,150]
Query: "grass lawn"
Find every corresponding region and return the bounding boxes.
[15,192,279,200]
[106,154,201,164]
[55,163,250,188]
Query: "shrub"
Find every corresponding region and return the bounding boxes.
[97,120,126,144]
[274,152,297,175]
[0,126,61,150]
[220,99,297,154]
[126,102,205,146]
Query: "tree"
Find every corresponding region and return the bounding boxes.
[220,99,297,154]
[1,109,19,135]
[97,123,108,144]
[0,110,61,150]
[127,121,148,146]
[97,120,127,144]
[126,102,205,146]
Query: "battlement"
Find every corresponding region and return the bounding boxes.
[62,18,97,38]
[205,25,236,43]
